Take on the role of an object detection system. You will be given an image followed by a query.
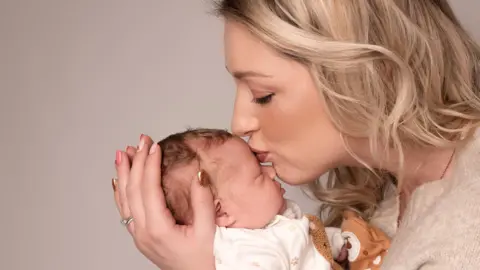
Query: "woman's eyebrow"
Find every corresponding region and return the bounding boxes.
[225,66,272,79]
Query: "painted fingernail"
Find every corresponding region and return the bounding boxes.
[149,143,157,154]
[137,137,145,152]
[112,177,118,191]
[115,150,122,165]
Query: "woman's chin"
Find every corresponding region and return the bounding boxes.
[274,165,318,185]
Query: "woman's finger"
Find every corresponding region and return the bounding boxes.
[115,150,132,220]
[126,135,153,228]
[142,142,176,231]
[112,178,137,234]
[126,146,136,162]
[190,173,216,237]
[112,177,121,212]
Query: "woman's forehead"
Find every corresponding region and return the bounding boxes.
[224,21,283,75]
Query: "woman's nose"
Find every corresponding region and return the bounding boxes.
[231,114,254,137]
[231,90,258,136]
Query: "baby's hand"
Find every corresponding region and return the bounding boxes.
[336,244,348,262]
[325,227,345,260]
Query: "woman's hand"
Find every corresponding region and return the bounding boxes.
[112,134,216,270]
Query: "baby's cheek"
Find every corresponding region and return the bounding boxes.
[230,183,282,228]
[254,197,280,227]
[228,194,266,227]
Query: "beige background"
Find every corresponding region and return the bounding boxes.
[0,1,478,269]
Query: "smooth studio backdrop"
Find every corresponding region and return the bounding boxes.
[1,1,478,269]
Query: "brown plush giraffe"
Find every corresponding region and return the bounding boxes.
[305,214,344,270]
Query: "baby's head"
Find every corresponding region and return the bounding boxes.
[159,128,286,229]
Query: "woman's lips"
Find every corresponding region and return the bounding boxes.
[255,152,269,163]
[251,147,270,162]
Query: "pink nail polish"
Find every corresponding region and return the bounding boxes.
[149,143,157,154]
[137,137,145,152]
[115,150,122,165]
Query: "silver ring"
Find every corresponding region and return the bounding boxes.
[121,216,134,226]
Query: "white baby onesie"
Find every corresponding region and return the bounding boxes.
[213,200,343,270]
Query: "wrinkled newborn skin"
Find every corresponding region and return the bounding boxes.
[161,134,287,229]
[199,136,287,229]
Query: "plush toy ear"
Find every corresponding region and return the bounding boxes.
[341,231,362,262]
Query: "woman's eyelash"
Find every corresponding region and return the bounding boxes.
[252,94,274,105]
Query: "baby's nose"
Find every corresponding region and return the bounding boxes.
[261,165,277,179]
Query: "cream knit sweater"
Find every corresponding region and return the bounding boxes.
[370,130,480,269]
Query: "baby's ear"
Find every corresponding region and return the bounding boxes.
[214,199,235,227]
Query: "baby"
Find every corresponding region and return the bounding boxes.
[158,128,390,270]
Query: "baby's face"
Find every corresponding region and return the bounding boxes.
[203,137,286,229]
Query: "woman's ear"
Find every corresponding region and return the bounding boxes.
[214,199,235,227]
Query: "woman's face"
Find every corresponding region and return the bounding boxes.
[224,20,348,185]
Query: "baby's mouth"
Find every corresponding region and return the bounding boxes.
[274,180,286,194]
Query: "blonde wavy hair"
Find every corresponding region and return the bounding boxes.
[215,0,480,226]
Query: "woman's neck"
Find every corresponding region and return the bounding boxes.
[344,139,456,195]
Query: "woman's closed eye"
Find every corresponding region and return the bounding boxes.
[252,93,274,105]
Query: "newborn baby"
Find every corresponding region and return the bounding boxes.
[158,128,390,270]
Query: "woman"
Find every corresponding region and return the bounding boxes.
[112,0,480,269]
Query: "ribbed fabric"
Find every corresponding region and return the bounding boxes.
[371,130,480,269]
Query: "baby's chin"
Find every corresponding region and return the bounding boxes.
[278,198,287,214]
